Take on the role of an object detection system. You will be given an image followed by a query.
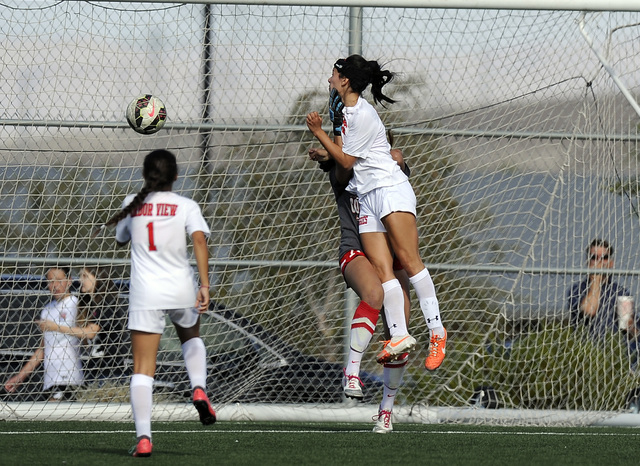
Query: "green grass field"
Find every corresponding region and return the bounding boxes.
[2,421,640,465]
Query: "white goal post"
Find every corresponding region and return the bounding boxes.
[2,1,640,427]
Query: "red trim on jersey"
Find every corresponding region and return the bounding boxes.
[340,249,366,275]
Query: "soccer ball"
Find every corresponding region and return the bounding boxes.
[126,94,167,134]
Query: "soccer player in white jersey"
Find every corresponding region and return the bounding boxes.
[102,149,215,457]
[306,54,447,373]
[309,89,412,433]
[4,266,84,401]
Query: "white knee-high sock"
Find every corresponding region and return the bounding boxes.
[409,267,445,337]
[380,353,409,412]
[345,301,379,376]
[182,337,207,390]
[382,279,409,337]
[130,373,154,439]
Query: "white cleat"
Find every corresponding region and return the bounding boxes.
[376,334,417,364]
[342,369,364,400]
[372,409,393,434]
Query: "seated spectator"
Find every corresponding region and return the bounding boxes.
[567,238,639,364]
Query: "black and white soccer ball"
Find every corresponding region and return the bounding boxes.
[126,94,167,134]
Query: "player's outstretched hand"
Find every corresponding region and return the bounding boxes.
[308,147,329,163]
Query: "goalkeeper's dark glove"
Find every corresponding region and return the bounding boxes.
[328,88,344,136]
[318,159,335,173]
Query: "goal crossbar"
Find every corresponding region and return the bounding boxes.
[127,0,640,12]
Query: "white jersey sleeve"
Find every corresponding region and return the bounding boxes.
[116,191,211,311]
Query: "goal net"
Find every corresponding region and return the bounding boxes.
[2,1,640,427]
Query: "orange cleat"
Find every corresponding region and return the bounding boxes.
[425,328,447,371]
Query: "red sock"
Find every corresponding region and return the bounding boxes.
[351,301,380,338]
[345,302,380,376]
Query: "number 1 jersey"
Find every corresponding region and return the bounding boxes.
[115,191,211,312]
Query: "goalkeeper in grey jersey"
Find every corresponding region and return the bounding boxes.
[307,88,412,433]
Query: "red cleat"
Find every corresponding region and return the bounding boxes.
[193,387,216,425]
[129,435,152,457]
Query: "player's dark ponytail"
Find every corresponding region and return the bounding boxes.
[101,149,178,229]
[367,60,395,106]
[335,55,396,106]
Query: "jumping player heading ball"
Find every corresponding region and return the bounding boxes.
[306,55,447,372]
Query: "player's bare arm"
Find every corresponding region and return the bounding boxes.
[390,148,405,171]
[4,344,44,392]
[308,147,353,186]
[306,112,357,170]
[192,230,210,313]
[37,319,100,341]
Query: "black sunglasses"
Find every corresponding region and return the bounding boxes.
[589,254,610,261]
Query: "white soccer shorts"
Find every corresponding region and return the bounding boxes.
[128,307,199,334]
[358,180,417,234]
